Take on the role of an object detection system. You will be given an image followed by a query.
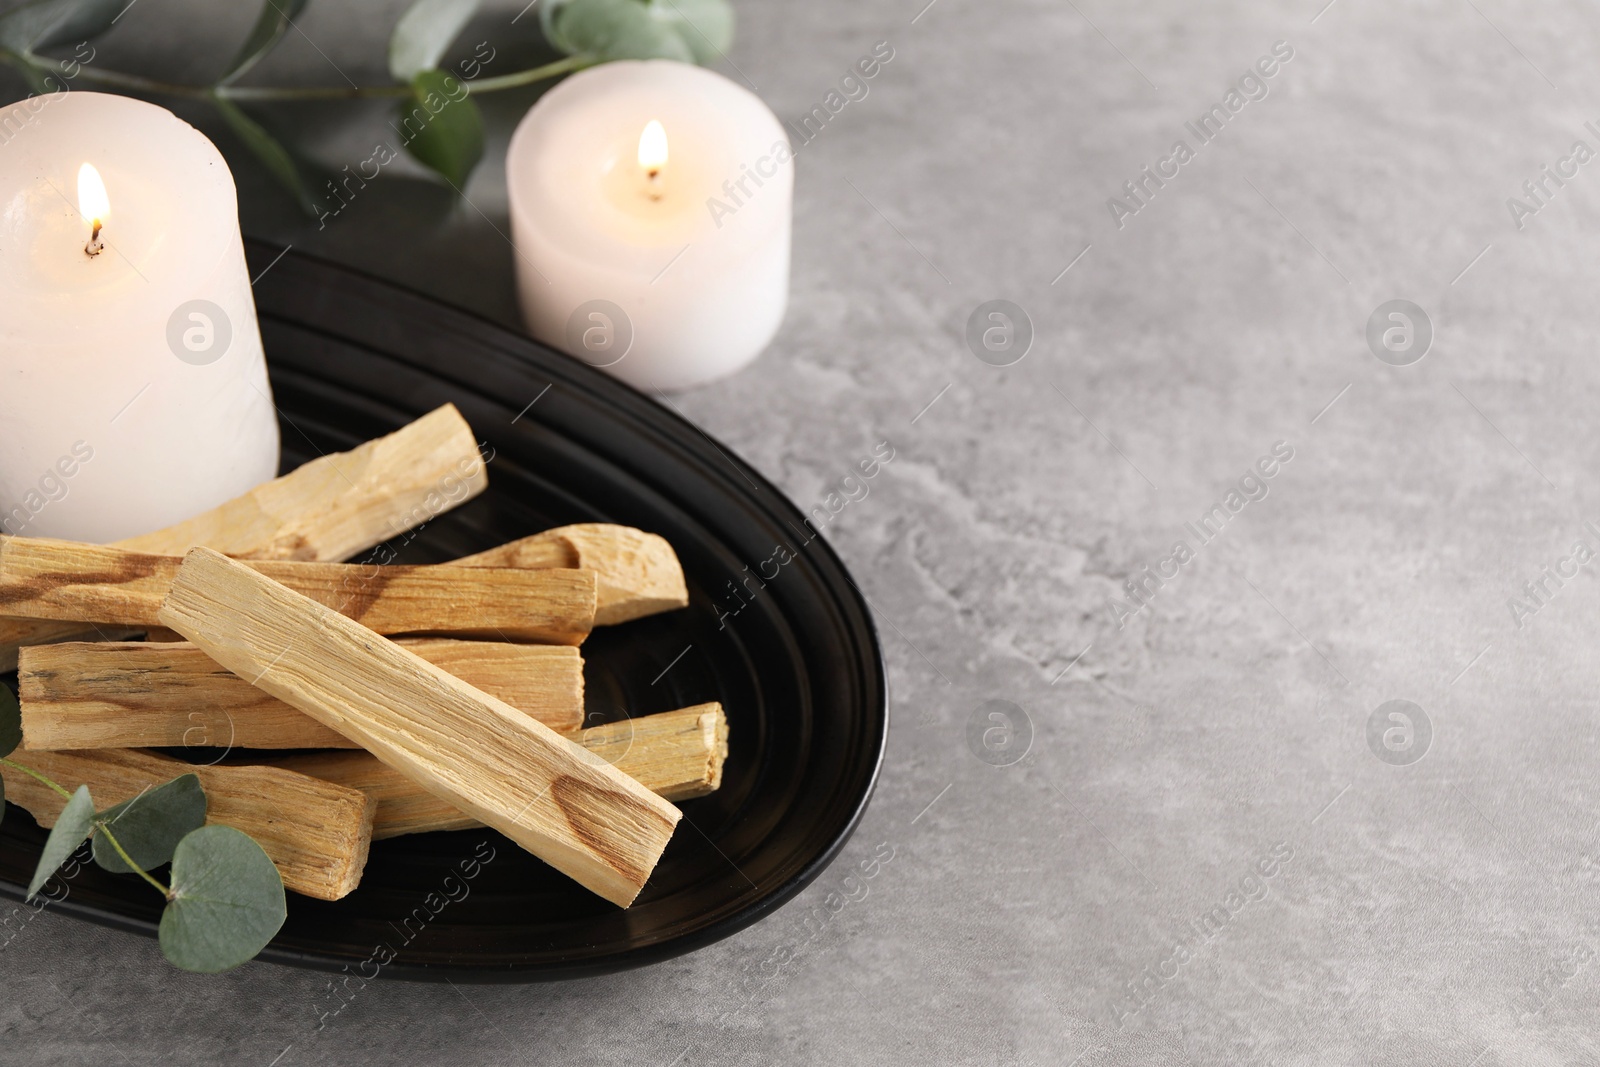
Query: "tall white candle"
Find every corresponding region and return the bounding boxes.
[0,91,279,543]
[507,61,792,392]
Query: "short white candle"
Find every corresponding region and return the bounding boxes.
[0,91,279,543]
[507,61,793,392]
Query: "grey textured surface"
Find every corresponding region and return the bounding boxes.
[4,0,1600,1063]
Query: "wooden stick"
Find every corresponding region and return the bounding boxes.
[157,548,680,907]
[18,640,585,751]
[0,537,596,644]
[457,525,688,626]
[0,405,487,669]
[574,704,728,802]
[279,704,728,838]
[0,748,374,901]
[136,521,682,635]
[117,404,488,561]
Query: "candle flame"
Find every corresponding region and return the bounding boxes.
[638,120,668,174]
[77,163,109,226]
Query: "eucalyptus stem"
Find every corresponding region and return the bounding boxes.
[39,61,213,99]
[1,756,172,896]
[31,51,592,103]
[97,826,172,898]
[219,81,413,102]
[461,52,593,92]
[0,756,73,801]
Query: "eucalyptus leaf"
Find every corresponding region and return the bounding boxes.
[26,784,93,900]
[388,0,478,83]
[0,682,20,759]
[212,97,318,215]
[0,0,69,51]
[92,773,207,874]
[540,0,694,63]
[644,0,731,66]
[216,0,308,86]
[397,69,483,186]
[31,0,127,51]
[159,825,286,973]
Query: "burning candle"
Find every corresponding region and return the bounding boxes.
[507,61,793,392]
[0,92,279,542]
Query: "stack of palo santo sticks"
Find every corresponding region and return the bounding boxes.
[0,405,727,907]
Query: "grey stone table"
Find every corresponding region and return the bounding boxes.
[4,0,1599,1063]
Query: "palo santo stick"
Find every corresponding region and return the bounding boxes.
[576,704,728,802]
[117,404,487,561]
[0,404,486,669]
[457,524,688,626]
[280,704,728,838]
[157,548,680,907]
[19,640,585,751]
[0,748,374,901]
[0,537,595,644]
[137,521,682,633]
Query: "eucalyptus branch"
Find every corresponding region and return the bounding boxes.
[1,0,731,208]
[0,751,287,971]
[30,51,593,103]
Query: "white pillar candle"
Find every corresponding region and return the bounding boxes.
[507,61,792,392]
[0,91,279,543]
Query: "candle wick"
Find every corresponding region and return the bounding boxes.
[646,169,663,201]
[84,220,104,258]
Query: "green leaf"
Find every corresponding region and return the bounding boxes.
[541,0,733,64]
[0,682,20,759]
[397,69,483,186]
[92,773,207,874]
[217,0,308,86]
[211,97,318,215]
[31,0,127,51]
[644,0,731,65]
[159,825,286,973]
[0,0,78,52]
[27,784,93,900]
[388,0,478,83]
[540,0,694,63]
[0,0,125,54]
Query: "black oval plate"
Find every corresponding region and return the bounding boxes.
[0,242,887,981]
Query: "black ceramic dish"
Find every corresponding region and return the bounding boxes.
[0,242,887,981]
